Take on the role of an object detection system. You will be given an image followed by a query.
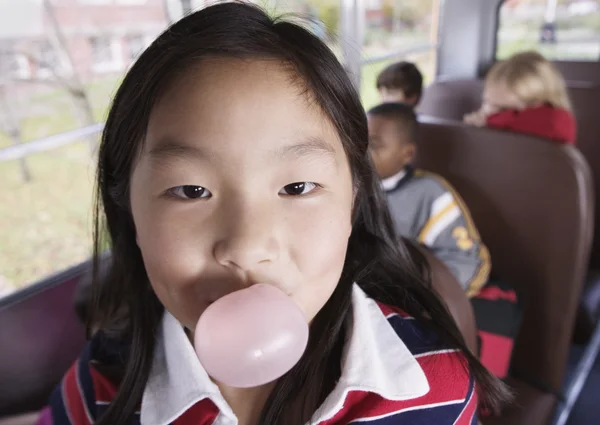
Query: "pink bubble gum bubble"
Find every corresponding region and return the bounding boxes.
[194,283,309,388]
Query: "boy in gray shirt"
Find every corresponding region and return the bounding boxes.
[368,103,490,296]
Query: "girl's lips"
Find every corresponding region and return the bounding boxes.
[205,280,291,304]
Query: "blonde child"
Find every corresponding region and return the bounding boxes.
[464,51,576,144]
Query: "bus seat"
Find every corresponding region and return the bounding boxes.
[417,79,483,121]
[0,412,41,425]
[565,86,600,269]
[0,262,89,417]
[414,119,594,425]
[417,79,597,122]
[552,61,600,86]
[405,239,479,354]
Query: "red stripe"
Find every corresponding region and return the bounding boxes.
[62,364,92,425]
[172,399,219,425]
[89,366,119,403]
[478,331,514,379]
[376,302,412,318]
[318,351,471,424]
[474,286,517,303]
[454,384,477,425]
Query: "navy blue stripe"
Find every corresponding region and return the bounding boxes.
[348,402,466,424]
[49,384,73,425]
[77,344,97,422]
[387,316,452,355]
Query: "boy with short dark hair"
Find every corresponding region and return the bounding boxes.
[368,102,490,296]
[376,61,423,107]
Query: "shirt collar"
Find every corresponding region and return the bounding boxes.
[381,168,407,191]
[141,284,429,425]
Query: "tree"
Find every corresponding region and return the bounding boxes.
[42,0,97,153]
[0,0,99,182]
[394,0,434,31]
[0,79,31,182]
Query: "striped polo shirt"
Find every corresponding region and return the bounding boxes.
[48,284,477,425]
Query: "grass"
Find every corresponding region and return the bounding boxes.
[0,143,96,288]
[0,77,119,290]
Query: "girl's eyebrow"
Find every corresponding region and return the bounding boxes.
[274,137,337,162]
[148,138,212,161]
[147,136,337,163]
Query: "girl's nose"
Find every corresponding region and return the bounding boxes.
[213,206,280,273]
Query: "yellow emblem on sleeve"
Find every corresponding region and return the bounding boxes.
[452,226,474,251]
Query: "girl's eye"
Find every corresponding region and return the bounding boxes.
[279,182,319,196]
[168,185,212,200]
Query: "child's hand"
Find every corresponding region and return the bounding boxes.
[463,109,487,127]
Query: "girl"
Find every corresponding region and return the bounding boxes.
[45,3,508,425]
[463,51,576,144]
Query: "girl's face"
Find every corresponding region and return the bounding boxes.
[482,80,527,115]
[129,58,354,332]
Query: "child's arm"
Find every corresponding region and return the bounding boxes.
[486,107,577,144]
[463,109,487,127]
[417,187,490,296]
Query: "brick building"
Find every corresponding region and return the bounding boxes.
[1,0,168,82]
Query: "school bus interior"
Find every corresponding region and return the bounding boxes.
[1,0,599,424]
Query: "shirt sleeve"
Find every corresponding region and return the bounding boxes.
[486,107,576,145]
[417,189,490,296]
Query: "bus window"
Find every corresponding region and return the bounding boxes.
[360,0,440,109]
[265,0,341,57]
[0,0,170,300]
[497,0,600,61]
[0,0,340,301]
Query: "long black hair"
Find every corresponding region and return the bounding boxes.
[91,3,510,424]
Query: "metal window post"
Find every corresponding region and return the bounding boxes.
[340,0,364,90]
[181,0,192,15]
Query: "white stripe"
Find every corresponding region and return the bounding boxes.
[422,205,461,245]
[431,192,454,216]
[385,312,415,320]
[76,363,95,424]
[350,399,467,423]
[96,401,142,415]
[452,384,476,425]
[414,348,460,358]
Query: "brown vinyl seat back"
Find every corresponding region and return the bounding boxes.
[404,239,478,354]
[414,119,594,422]
[417,79,483,121]
[417,79,597,122]
[552,61,600,85]
[0,262,89,417]
[421,245,478,353]
[565,86,600,268]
